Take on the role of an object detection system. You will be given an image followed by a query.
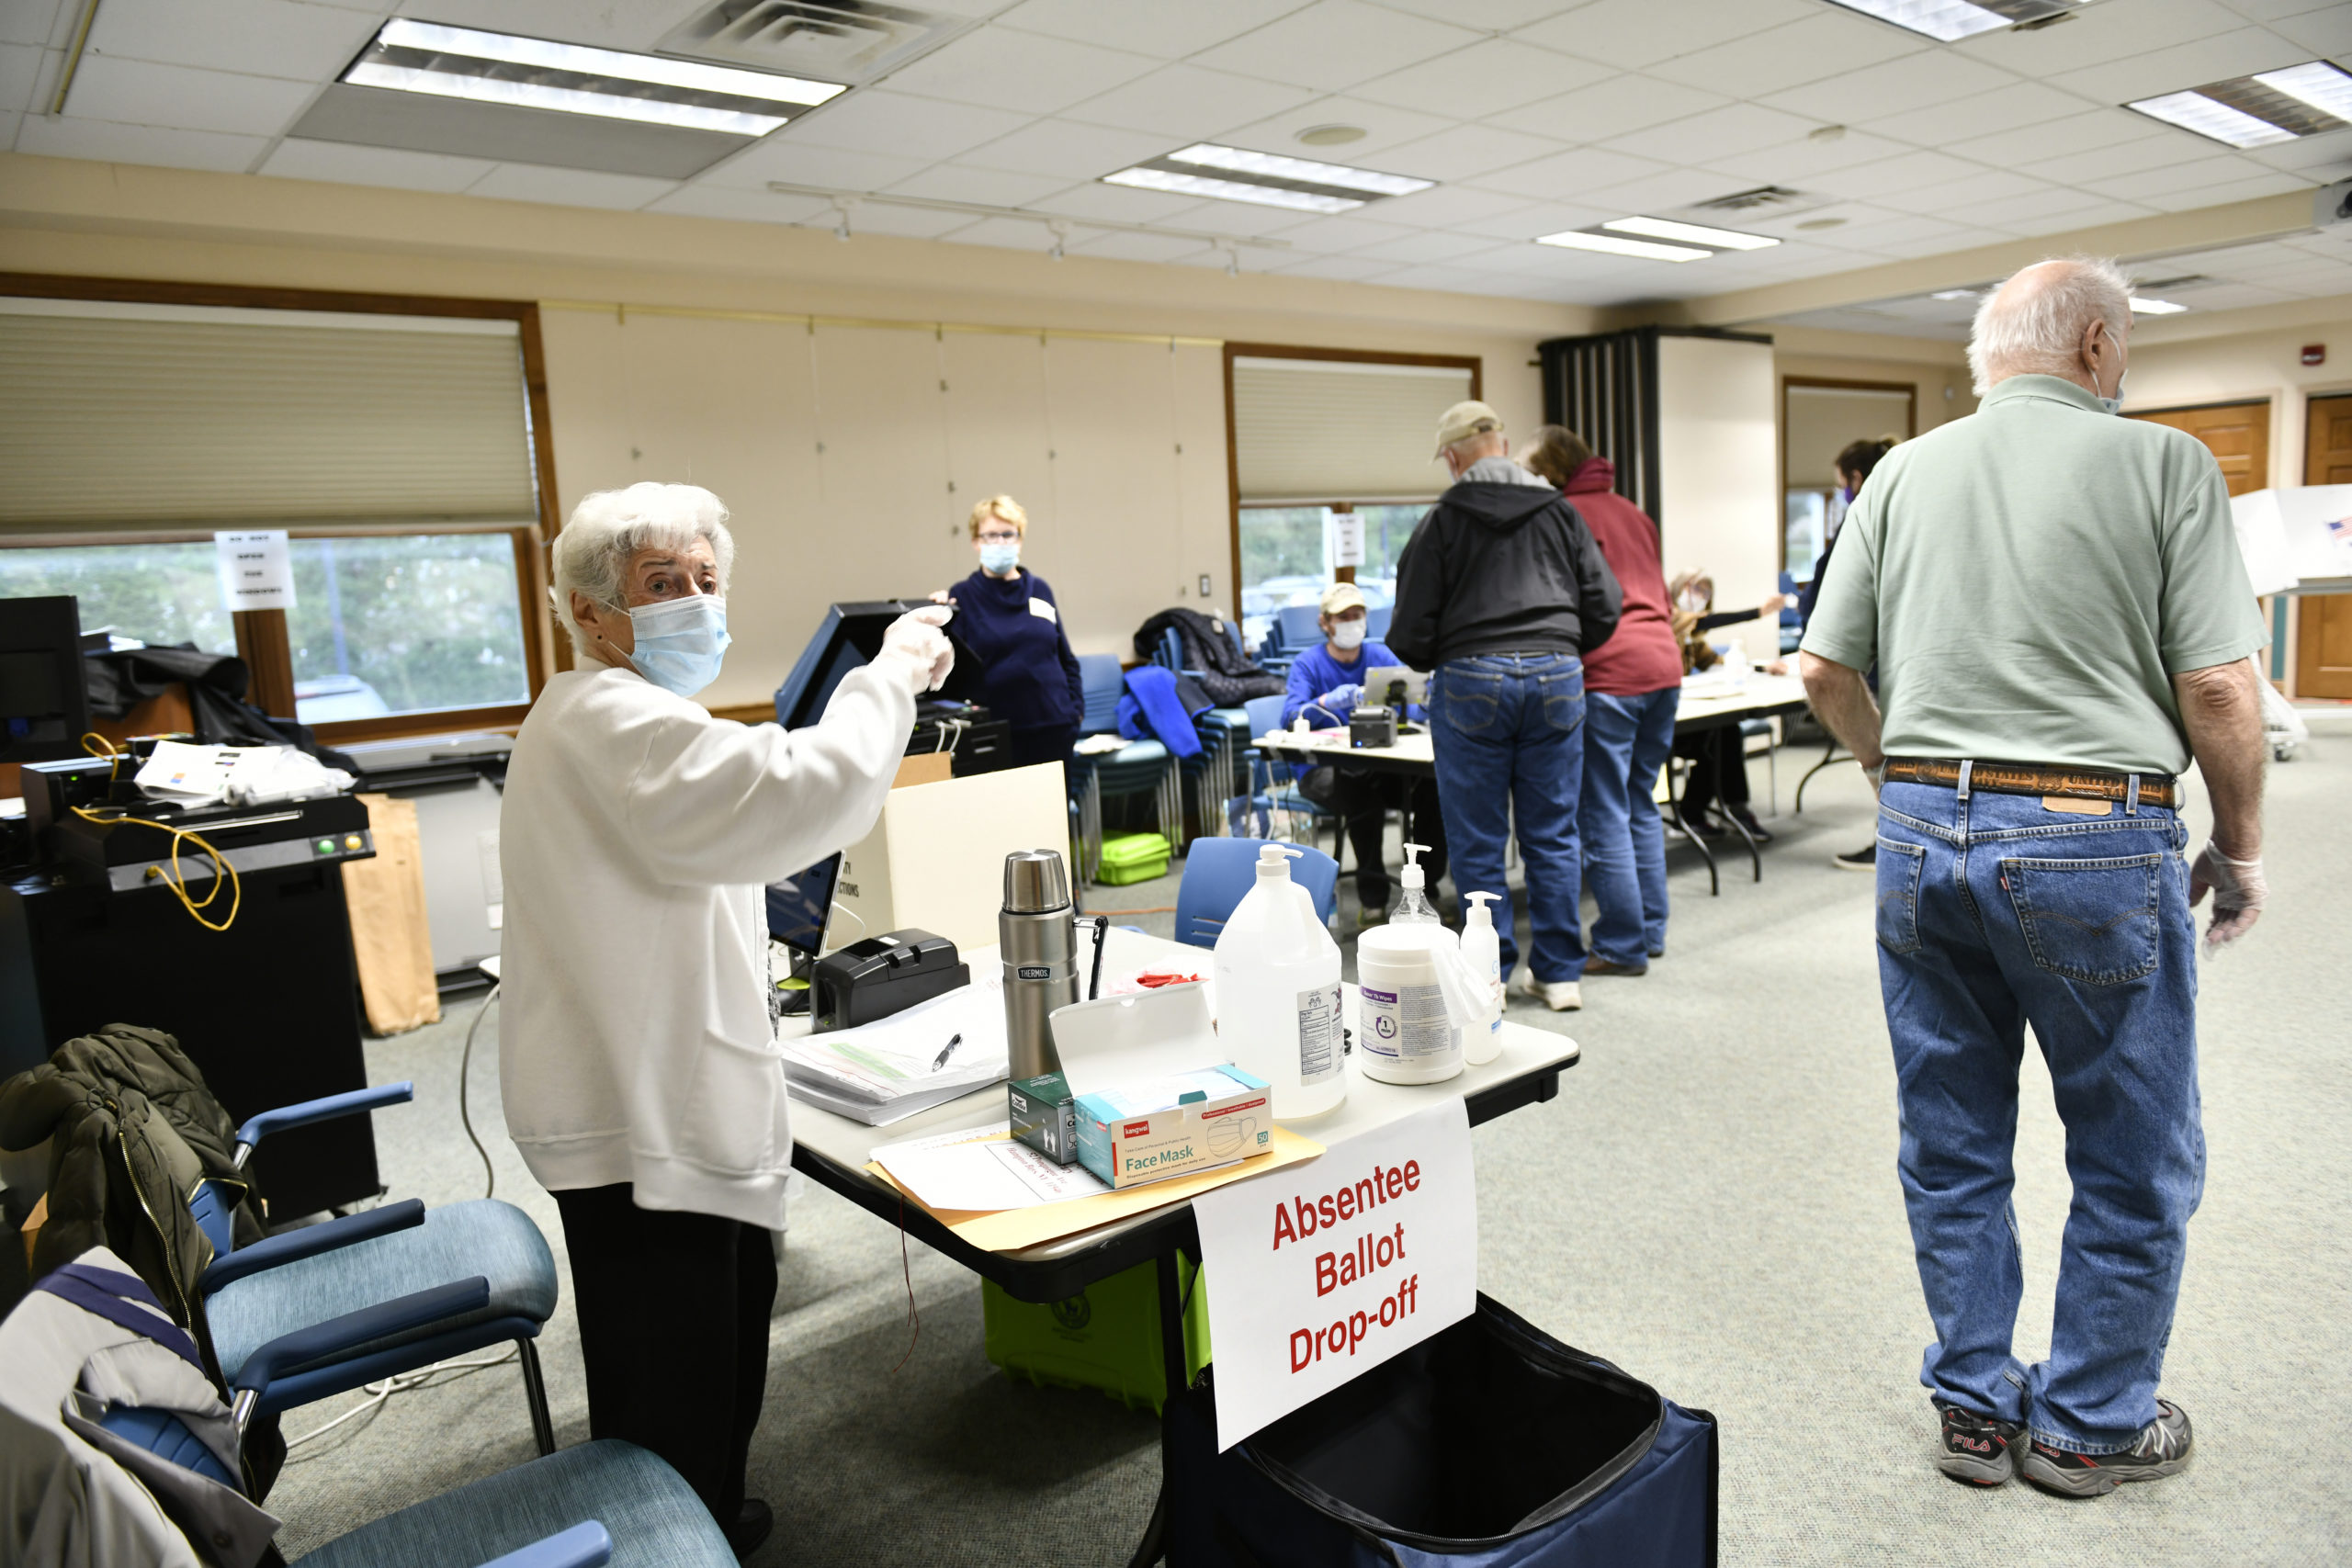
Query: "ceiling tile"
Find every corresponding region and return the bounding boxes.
[1697,127,1914,183]
[1346,228,1503,264]
[1953,0,2259,78]
[16,112,266,170]
[1374,121,1565,181]
[783,89,1033,162]
[992,0,1309,58]
[2137,168,2313,210]
[260,137,499,193]
[1873,168,2051,215]
[1761,49,2019,124]
[1510,0,1811,72]
[1448,197,1614,238]
[699,139,931,193]
[1871,224,2005,259]
[1069,229,1213,263]
[2083,152,2265,201]
[1153,197,1321,234]
[1857,81,2098,149]
[879,24,1159,115]
[466,164,678,209]
[1998,197,2155,235]
[958,116,1175,178]
[2044,26,2308,104]
[0,2,67,48]
[1647,10,1930,98]
[1362,183,1544,228]
[643,185,833,224]
[1487,73,1728,142]
[2018,131,2204,185]
[1210,95,1456,157]
[1573,166,1776,212]
[1261,212,1419,252]
[1353,39,1609,118]
[2268,5,2352,52]
[0,41,40,109]
[1943,107,2168,168]
[1472,144,1673,200]
[84,0,379,83]
[1598,102,1819,165]
[2242,125,2352,172]
[1191,0,1484,93]
[1939,185,2120,231]
[1270,254,1407,281]
[815,203,977,240]
[1061,63,1317,138]
[1372,0,1577,28]
[61,55,312,135]
[1812,148,1996,201]
[1025,180,1208,222]
[888,164,1073,206]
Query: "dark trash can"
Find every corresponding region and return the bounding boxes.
[1166,1294,1716,1567]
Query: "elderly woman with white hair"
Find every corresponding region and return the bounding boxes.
[498,481,951,1553]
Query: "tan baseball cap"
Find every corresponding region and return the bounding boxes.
[1319,581,1366,616]
[1433,400,1503,456]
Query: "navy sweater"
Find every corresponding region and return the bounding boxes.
[954,569,1085,732]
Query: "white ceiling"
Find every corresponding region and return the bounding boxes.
[4,0,2349,312]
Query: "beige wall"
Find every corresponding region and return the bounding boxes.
[2125,295,2352,491]
[1657,335,1780,616]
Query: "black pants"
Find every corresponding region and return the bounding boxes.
[1008,724,1077,799]
[1297,764,1447,907]
[1673,729,1751,819]
[552,1184,777,1526]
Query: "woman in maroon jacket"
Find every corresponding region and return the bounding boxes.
[1522,427,1684,973]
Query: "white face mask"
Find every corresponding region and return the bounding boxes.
[1331,620,1366,651]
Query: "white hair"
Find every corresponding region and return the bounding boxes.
[1966,255,2133,396]
[551,482,735,658]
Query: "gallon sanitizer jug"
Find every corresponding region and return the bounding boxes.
[1213,844,1346,1119]
[1459,891,1503,1066]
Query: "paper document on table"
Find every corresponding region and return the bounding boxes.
[780,964,1010,1116]
[872,1128,1113,1211]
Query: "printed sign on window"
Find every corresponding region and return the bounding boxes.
[216,531,296,612]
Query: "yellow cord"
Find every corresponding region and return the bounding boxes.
[72,734,240,931]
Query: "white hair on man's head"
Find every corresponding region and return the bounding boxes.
[551,481,735,657]
[1966,255,2133,396]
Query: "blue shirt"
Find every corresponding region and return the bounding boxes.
[1281,639,1413,779]
[953,569,1085,732]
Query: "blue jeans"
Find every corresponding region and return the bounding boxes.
[1579,688,1679,965]
[1875,778,2201,1454]
[1427,653,1585,982]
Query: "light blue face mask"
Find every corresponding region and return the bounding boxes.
[2097,370,2127,417]
[624,593,729,697]
[978,543,1021,575]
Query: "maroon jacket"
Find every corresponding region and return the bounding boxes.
[1560,458,1682,696]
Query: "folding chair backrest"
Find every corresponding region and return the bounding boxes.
[1078,653,1124,734]
[1277,604,1321,649]
[1173,838,1338,949]
[189,1179,239,1259]
[1157,626,1185,672]
[1364,604,1391,641]
[98,1405,241,1489]
[1243,694,1285,739]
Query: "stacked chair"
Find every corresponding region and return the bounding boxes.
[1069,652,1180,883]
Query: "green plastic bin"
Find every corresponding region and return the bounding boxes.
[1097,831,1172,886]
[983,1254,1212,1415]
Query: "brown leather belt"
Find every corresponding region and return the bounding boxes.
[1883,757,2179,809]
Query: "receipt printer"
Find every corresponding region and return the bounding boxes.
[1350,707,1398,749]
[809,929,968,1033]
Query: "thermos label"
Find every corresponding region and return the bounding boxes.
[1016,965,1052,980]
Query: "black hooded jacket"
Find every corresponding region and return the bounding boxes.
[1386,474,1623,671]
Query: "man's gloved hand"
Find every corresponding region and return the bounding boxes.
[876,604,956,694]
[2189,842,2266,951]
[1320,683,1363,714]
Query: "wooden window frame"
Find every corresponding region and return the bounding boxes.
[1779,375,1917,573]
[1222,343,1482,615]
[0,271,562,744]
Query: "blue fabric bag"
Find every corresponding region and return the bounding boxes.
[1117,665,1205,760]
[1165,1294,1716,1567]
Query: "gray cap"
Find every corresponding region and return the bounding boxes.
[1001,848,1071,913]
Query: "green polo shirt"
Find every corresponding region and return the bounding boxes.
[1801,374,2267,776]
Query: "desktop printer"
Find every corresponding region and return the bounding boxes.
[809,928,968,1033]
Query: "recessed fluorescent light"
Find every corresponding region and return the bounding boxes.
[1535,230,1711,263]
[2129,297,2188,315]
[343,18,843,137]
[2127,89,2300,148]
[1100,142,1431,213]
[2253,61,2352,125]
[1930,288,1977,300]
[1602,215,1779,251]
[1820,0,2085,43]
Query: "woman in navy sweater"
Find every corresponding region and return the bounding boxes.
[931,495,1086,771]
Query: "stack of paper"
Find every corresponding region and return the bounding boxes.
[134,741,354,807]
[782,970,1010,1126]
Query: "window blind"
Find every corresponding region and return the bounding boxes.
[1232,356,1473,504]
[0,299,537,534]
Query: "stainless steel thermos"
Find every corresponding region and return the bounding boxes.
[1000,849,1080,1080]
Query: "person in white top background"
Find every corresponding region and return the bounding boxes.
[497,482,953,1555]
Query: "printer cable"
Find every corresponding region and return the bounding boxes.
[458,983,500,1200]
[74,735,243,932]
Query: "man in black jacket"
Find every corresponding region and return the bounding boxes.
[1389,401,1622,1010]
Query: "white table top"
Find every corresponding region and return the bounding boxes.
[783,928,1577,1260]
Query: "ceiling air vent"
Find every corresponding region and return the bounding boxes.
[1687,186,1815,214]
[658,1,974,87]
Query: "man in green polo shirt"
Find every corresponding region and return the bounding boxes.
[1801,256,2269,1498]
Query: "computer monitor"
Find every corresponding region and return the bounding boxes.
[772,601,989,731]
[765,853,842,959]
[0,596,89,765]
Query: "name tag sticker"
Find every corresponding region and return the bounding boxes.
[2041,795,2112,816]
[1027,598,1057,624]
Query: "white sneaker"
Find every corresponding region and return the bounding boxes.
[1514,975,1582,1011]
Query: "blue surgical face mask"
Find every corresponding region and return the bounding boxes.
[2097,369,2126,417]
[978,543,1020,575]
[624,593,729,697]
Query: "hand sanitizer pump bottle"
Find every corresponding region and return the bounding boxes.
[1213,844,1346,1120]
[1389,843,1441,925]
[1459,891,1503,1066]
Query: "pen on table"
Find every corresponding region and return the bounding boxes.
[932,1033,963,1071]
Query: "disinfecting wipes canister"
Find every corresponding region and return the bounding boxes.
[1355,924,1465,1086]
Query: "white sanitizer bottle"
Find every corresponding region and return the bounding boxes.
[1459,891,1504,1066]
[1213,844,1346,1120]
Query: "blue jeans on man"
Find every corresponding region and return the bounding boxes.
[1874,776,2201,1453]
[1427,653,1585,982]
[1579,687,1679,965]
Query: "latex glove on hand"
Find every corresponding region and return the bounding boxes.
[1320,684,1363,715]
[2189,843,2266,951]
[876,604,956,694]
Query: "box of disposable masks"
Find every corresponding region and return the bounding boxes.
[1046,982,1272,1190]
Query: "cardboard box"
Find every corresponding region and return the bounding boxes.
[1075,1065,1272,1190]
[1008,1070,1079,1165]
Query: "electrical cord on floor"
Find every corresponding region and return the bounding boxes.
[283,1346,519,1450]
[459,984,499,1200]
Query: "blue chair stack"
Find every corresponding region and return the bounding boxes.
[1154,624,1255,840]
[1238,693,1341,871]
[1071,652,1178,881]
[1173,837,1339,948]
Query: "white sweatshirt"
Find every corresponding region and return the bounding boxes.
[497,661,913,1230]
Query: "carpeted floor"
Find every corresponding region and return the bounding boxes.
[262,720,2352,1565]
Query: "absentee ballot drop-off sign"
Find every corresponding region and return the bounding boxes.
[1192,1097,1476,1450]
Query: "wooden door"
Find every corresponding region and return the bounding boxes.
[2299,395,2352,699]
[2130,400,2268,494]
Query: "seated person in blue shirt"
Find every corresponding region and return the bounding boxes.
[929,493,1085,773]
[1282,581,1447,926]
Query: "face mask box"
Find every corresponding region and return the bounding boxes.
[1074,1065,1272,1190]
